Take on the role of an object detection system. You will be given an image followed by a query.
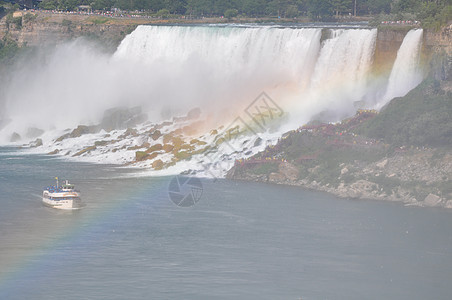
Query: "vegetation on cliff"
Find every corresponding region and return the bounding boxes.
[229,65,452,207]
[357,78,452,147]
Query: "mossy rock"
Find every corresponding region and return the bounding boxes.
[163,134,173,144]
[146,143,163,153]
[163,144,174,152]
[180,143,195,151]
[148,152,159,160]
[173,150,191,160]
[172,137,184,149]
[152,159,164,170]
[189,138,207,145]
[135,151,148,161]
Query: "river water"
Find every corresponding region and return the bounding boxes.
[0,147,451,299]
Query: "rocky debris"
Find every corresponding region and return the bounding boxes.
[228,147,452,208]
[278,162,299,182]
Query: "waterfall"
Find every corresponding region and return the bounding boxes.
[0,25,425,146]
[379,29,424,109]
[114,25,378,123]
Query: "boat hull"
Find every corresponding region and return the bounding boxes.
[42,197,83,210]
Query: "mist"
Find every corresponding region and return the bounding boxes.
[0,25,424,144]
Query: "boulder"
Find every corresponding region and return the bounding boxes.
[48,149,59,155]
[424,193,441,207]
[135,151,148,161]
[30,138,43,148]
[146,143,163,153]
[152,159,164,170]
[150,130,162,140]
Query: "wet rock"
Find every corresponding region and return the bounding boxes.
[150,130,162,140]
[30,138,43,148]
[48,149,59,155]
[163,144,174,152]
[146,144,163,153]
[152,159,164,170]
[73,145,96,157]
[254,137,262,147]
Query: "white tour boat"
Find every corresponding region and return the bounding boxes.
[42,178,83,210]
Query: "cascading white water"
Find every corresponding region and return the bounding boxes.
[379,29,424,109]
[0,25,425,149]
[114,26,379,124]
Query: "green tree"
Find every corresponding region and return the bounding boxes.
[307,0,333,20]
[367,0,391,14]
[157,8,170,18]
[224,8,238,19]
[165,0,187,14]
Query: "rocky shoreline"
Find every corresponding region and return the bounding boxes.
[228,153,452,208]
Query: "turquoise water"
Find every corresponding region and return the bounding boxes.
[1,147,452,299]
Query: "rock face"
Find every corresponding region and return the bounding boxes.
[0,12,138,49]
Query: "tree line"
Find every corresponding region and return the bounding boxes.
[34,0,450,21]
